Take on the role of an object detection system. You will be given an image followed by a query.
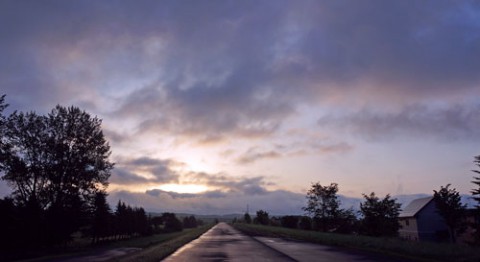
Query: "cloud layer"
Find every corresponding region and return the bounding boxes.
[1,1,479,212]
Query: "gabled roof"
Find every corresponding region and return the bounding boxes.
[399,196,434,218]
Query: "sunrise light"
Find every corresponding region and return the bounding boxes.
[158,184,209,194]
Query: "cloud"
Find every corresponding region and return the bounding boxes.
[235,141,353,164]
[183,172,272,195]
[110,157,179,185]
[2,1,479,143]
[236,148,282,164]
[108,188,307,215]
[318,103,480,141]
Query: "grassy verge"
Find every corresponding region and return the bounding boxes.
[109,224,213,262]
[233,223,480,262]
[19,225,213,262]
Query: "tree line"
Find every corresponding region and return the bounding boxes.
[240,162,480,244]
[0,95,198,255]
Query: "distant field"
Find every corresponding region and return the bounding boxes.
[233,223,480,262]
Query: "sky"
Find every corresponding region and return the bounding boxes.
[1,0,479,215]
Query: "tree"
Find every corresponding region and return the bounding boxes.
[303,182,341,232]
[244,212,252,224]
[2,106,113,208]
[183,215,198,228]
[162,213,183,232]
[1,105,114,244]
[472,155,480,207]
[255,210,269,225]
[0,95,8,160]
[433,184,466,243]
[359,192,401,237]
[281,216,299,229]
[299,216,312,230]
[91,192,113,244]
[471,155,480,243]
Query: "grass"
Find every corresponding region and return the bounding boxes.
[108,225,213,262]
[18,225,213,262]
[233,223,480,262]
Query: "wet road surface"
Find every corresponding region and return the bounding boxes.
[162,222,412,262]
[162,222,293,261]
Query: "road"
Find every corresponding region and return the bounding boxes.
[162,222,412,262]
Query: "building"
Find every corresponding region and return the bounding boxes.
[398,196,449,242]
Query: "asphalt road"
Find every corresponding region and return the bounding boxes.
[162,222,412,262]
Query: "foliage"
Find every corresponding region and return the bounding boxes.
[0,103,114,245]
[433,184,467,243]
[472,155,480,207]
[335,208,358,234]
[303,182,343,232]
[299,216,312,230]
[244,212,252,224]
[0,95,8,162]
[183,215,198,228]
[254,209,269,225]
[162,213,183,232]
[281,215,299,228]
[2,106,113,208]
[471,155,480,243]
[359,192,401,237]
[114,200,151,238]
[91,192,113,243]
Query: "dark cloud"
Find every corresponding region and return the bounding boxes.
[145,188,228,199]
[110,157,179,185]
[318,103,480,141]
[145,189,196,199]
[236,149,281,164]
[183,172,272,195]
[110,168,151,185]
[235,141,353,164]
[1,1,479,143]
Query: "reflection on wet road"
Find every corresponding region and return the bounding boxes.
[163,222,413,262]
[162,222,293,261]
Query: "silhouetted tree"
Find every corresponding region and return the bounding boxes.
[91,192,113,244]
[151,215,164,233]
[471,155,480,243]
[1,105,114,245]
[335,208,358,234]
[434,184,466,243]
[299,216,312,230]
[303,182,342,232]
[359,192,401,237]
[114,200,128,239]
[0,197,21,250]
[162,213,183,232]
[183,215,198,228]
[472,155,480,207]
[133,207,149,236]
[281,216,299,228]
[0,95,8,162]
[255,210,269,225]
[244,212,252,224]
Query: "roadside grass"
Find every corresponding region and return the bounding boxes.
[233,223,480,262]
[19,225,213,262]
[108,224,213,262]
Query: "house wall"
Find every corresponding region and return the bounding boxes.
[398,217,419,241]
[416,201,449,242]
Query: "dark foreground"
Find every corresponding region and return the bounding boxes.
[162,222,413,262]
